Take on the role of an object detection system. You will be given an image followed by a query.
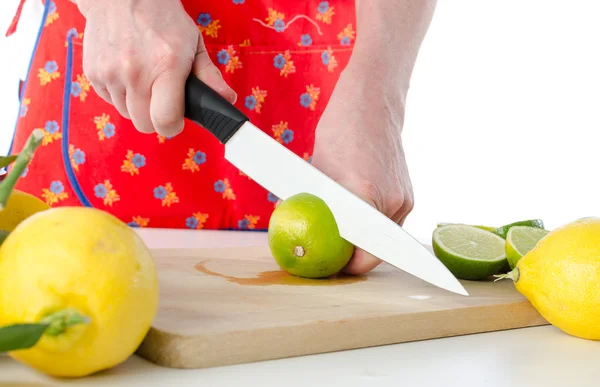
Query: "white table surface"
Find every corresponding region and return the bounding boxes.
[1,229,598,387]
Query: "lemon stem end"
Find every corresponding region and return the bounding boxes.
[493,268,520,283]
[40,308,90,337]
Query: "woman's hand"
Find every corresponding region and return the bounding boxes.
[76,0,236,137]
[310,64,414,275]
[311,0,437,274]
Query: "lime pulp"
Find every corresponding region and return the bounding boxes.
[505,226,550,269]
[432,224,507,280]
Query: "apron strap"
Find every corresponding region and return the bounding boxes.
[5,0,76,37]
[5,0,28,37]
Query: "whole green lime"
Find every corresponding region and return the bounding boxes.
[267,192,355,278]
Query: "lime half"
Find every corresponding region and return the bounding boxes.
[432,224,507,280]
[492,219,544,239]
[437,222,496,232]
[505,226,550,269]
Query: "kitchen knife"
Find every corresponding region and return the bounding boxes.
[183,75,468,296]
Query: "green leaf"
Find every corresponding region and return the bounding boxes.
[0,323,49,352]
[0,155,17,170]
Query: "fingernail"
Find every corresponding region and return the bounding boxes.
[211,82,236,104]
[229,89,238,104]
[213,71,237,103]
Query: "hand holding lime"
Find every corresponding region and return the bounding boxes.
[268,193,355,279]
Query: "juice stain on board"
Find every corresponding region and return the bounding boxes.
[195,260,366,286]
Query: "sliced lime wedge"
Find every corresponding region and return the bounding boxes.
[492,219,544,239]
[505,226,550,269]
[432,224,507,280]
[436,222,496,232]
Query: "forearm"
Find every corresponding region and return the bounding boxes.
[75,0,183,17]
[348,0,437,93]
[75,0,107,17]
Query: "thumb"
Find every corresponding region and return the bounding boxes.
[306,154,385,275]
[272,188,380,275]
[272,192,381,275]
[341,196,384,276]
[192,36,237,104]
[344,249,382,276]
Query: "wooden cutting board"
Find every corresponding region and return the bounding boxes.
[136,246,548,369]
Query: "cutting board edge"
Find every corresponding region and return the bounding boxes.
[136,300,549,369]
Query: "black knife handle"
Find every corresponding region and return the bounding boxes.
[184,75,249,144]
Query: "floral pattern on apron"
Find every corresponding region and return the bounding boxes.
[7,0,356,230]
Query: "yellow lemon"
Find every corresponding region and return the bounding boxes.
[0,189,50,232]
[498,217,600,340]
[268,192,355,279]
[0,206,159,377]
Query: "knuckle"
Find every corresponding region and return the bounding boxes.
[156,45,181,69]
[387,194,405,214]
[95,66,118,84]
[402,194,415,213]
[160,53,181,71]
[154,39,195,75]
[152,110,184,136]
[82,61,99,84]
[120,56,140,85]
[195,44,209,61]
[82,56,118,86]
[361,180,384,208]
[346,179,385,211]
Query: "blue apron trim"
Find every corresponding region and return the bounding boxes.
[57,25,270,231]
[58,36,265,230]
[61,34,93,207]
[6,0,51,158]
[60,35,269,231]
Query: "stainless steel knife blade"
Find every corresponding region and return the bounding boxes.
[225,122,468,296]
[183,75,468,296]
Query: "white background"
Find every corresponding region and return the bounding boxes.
[0,0,598,243]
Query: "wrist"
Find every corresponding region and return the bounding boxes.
[75,0,97,17]
[345,43,407,95]
[342,51,408,109]
[349,0,437,94]
[334,63,407,136]
[76,0,156,17]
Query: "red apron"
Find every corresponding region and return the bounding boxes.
[7,0,356,230]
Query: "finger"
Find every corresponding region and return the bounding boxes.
[192,36,237,104]
[149,68,187,137]
[90,82,113,105]
[393,195,415,225]
[397,211,410,226]
[126,87,155,133]
[341,195,383,275]
[106,84,130,119]
[344,195,414,275]
[342,248,383,276]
